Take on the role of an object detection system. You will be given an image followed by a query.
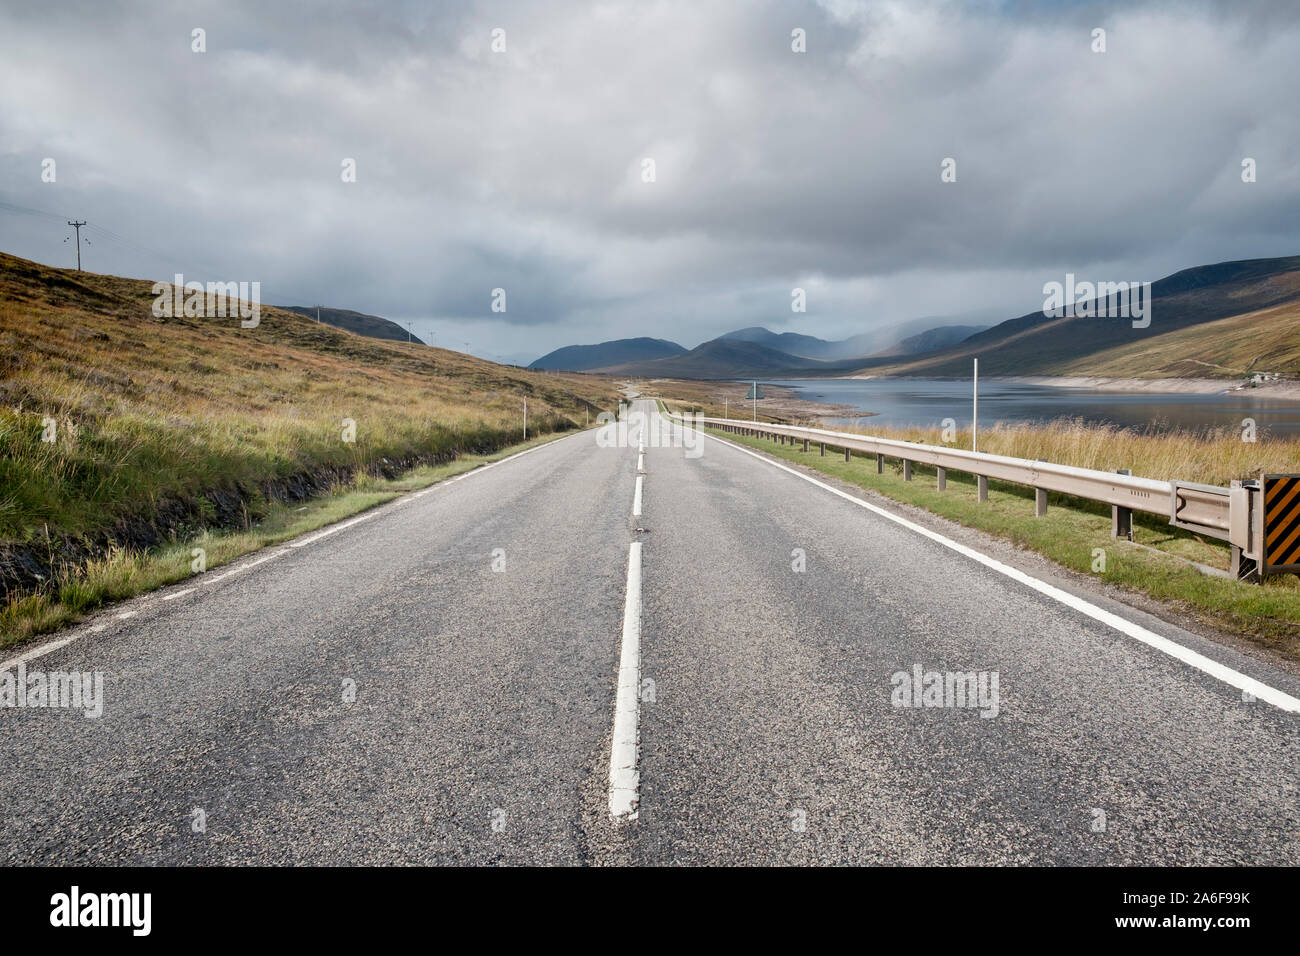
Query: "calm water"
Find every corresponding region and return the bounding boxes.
[762,378,1300,436]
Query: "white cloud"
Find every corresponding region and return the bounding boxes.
[1,0,1297,359]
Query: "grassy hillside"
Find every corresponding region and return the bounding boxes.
[1044,298,1300,379]
[860,255,1300,379]
[0,252,620,634]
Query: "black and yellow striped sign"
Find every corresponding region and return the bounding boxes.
[1263,475,1300,571]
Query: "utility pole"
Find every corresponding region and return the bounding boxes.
[406,321,412,343]
[67,220,86,271]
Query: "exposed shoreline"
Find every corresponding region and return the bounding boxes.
[842,374,1300,400]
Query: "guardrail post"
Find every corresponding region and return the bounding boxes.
[844,447,850,463]
[978,475,988,502]
[937,467,946,491]
[876,453,884,474]
[802,438,809,453]
[819,442,825,456]
[1035,488,1047,516]
[1112,469,1134,540]
[903,459,912,481]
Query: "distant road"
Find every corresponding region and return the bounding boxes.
[2,399,1297,864]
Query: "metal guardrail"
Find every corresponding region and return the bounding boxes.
[662,408,1279,580]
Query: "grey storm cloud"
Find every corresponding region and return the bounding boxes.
[1,0,1298,361]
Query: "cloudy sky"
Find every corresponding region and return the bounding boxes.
[2,0,1298,364]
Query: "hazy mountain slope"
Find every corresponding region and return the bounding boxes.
[530,336,686,371]
[875,324,990,357]
[281,305,423,344]
[860,255,1300,378]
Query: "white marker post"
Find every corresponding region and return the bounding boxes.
[523,399,527,441]
[972,358,979,454]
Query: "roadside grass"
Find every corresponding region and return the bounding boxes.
[0,430,575,648]
[811,419,1300,489]
[657,387,1300,488]
[0,262,618,544]
[0,251,621,645]
[659,400,1300,662]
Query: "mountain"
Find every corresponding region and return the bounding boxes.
[596,321,996,378]
[716,327,845,359]
[713,320,986,361]
[856,255,1300,379]
[530,337,686,371]
[281,306,423,345]
[874,324,989,357]
[1035,297,1300,379]
[599,338,856,379]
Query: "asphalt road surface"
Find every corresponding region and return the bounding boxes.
[2,398,1297,865]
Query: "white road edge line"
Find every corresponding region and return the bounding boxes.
[684,419,1300,715]
[609,540,643,819]
[632,475,644,517]
[202,550,287,583]
[290,430,582,548]
[0,636,76,671]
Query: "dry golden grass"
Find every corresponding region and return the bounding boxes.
[820,419,1300,488]
[0,250,621,578]
[1049,299,1300,379]
[647,378,1300,487]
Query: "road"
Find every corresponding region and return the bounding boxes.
[2,398,1297,865]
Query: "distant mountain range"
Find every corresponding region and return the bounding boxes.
[532,322,988,378]
[529,253,1300,381]
[602,339,847,378]
[281,306,424,345]
[714,327,874,361]
[529,337,685,371]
